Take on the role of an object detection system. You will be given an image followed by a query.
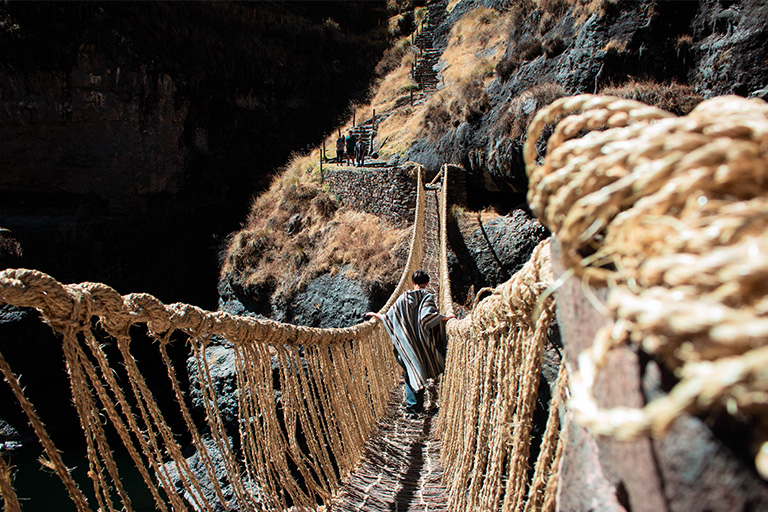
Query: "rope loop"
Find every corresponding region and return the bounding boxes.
[80,282,132,336]
[125,293,172,335]
[526,93,768,477]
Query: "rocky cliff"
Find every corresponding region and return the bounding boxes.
[0,1,392,307]
[406,0,768,198]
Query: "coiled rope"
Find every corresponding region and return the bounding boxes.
[526,93,768,478]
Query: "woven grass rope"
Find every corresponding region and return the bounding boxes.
[0,169,434,511]
[437,239,564,512]
[525,94,768,478]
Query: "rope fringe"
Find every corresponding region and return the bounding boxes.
[437,239,564,511]
[0,169,431,511]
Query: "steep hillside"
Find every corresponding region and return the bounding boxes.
[222,0,768,326]
[405,0,767,196]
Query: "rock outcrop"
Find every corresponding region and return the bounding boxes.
[406,0,768,196]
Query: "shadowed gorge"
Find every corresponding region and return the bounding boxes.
[0,1,392,308]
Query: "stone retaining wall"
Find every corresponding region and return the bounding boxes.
[324,166,417,227]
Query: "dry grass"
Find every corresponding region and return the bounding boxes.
[676,34,693,52]
[538,0,574,32]
[375,37,413,78]
[356,5,511,159]
[538,0,573,18]
[600,80,703,116]
[441,7,507,86]
[370,37,418,110]
[221,158,409,305]
[378,6,509,142]
[601,38,627,55]
[573,0,620,24]
[313,210,409,282]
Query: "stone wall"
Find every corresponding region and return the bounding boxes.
[324,166,418,227]
[324,163,468,227]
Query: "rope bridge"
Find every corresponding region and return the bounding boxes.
[0,161,563,511]
[0,169,428,512]
[4,92,761,511]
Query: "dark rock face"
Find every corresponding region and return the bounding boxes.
[692,0,768,98]
[162,434,262,512]
[0,54,187,204]
[186,344,240,432]
[448,209,549,305]
[406,0,768,195]
[275,271,373,328]
[0,305,76,448]
[0,232,76,448]
[219,269,388,330]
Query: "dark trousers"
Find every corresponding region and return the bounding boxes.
[403,371,424,412]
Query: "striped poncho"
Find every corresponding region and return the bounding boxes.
[381,289,447,393]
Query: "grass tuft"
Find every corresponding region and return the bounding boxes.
[222,154,409,311]
[600,80,703,116]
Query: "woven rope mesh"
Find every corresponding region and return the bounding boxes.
[526,93,768,477]
[0,159,568,511]
[436,236,564,512]
[0,170,431,511]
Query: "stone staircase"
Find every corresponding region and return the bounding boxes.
[330,0,449,163]
[411,0,448,92]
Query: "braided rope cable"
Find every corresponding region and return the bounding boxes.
[0,455,21,512]
[522,362,567,512]
[380,165,427,313]
[436,240,559,511]
[437,164,453,317]
[0,166,429,511]
[526,94,768,478]
[0,168,427,345]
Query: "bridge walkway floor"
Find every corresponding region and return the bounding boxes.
[327,383,449,511]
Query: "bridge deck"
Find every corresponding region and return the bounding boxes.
[328,385,449,511]
[330,177,449,511]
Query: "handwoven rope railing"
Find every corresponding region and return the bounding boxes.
[0,169,429,511]
[525,94,768,478]
[437,164,453,317]
[436,240,562,511]
[0,154,570,512]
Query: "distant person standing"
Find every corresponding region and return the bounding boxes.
[336,135,345,163]
[345,132,357,166]
[354,136,366,167]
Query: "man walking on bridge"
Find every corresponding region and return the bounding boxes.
[367,270,455,417]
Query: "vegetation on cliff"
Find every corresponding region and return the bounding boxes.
[221,0,768,327]
[220,159,410,320]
